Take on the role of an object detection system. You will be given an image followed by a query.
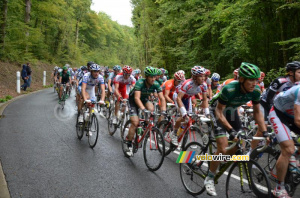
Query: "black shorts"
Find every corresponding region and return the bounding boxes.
[260,100,270,122]
[129,96,151,117]
[211,108,242,139]
[275,107,300,135]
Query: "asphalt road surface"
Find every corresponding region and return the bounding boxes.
[0,88,296,198]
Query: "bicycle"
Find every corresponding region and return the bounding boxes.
[108,99,129,136]
[179,129,271,197]
[59,84,68,109]
[121,110,165,171]
[97,90,110,120]
[76,100,100,148]
[250,133,300,197]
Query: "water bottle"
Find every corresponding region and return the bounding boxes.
[177,126,185,136]
[137,126,143,136]
[289,155,297,174]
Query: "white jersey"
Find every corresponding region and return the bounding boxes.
[206,78,211,87]
[273,83,300,118]
[114,74,136,89]
[178,79,208,99]
[80,72,104,89]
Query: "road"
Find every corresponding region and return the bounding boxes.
[0,88,286,197]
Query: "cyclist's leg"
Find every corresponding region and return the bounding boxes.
[145,101,154,112]
[59,84,63,99]
[269,108,294,195]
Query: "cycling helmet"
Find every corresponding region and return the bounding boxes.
[160,68,165,74]
[165,69,169,75]
[87,61,94,67]
[178,70,185,75]
[239,62,261,79]
[157,68,162,75]
[62,66,68,70]
[205,69,211,76]
[286,61,300,71]
[135,69,141,74]
[58,69,63,73]
[54,66,58,70]
[113,65,121,71]
[90,64,101,71]
[191,66,206,76]
[123,65,133,74]
[144,66,157,76]
[211,73,220,81]
[174,71,185,81]
[65,64,70,68]
[233,68,239,77]
[81,66,88,70]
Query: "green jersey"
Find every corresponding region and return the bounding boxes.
[60,71,71,83]
[156,78,164,86]
[130,79,162,103]
[217,81,260,109]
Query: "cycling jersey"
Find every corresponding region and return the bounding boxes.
[178,79,208,99]
[206,78,211,87]
[161,79,177,99]
[258,81,264,92]
[108,72,118,86]
[217,81,261,110]
[216,79,236,94]
[60,71,71,84]
[78,72,104,101]
[156,78,164,86]
[114,73,136,99]
[129,79,162,103]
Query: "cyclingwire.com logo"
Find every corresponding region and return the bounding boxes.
[176,151,249,163]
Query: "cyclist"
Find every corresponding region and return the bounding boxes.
[156,68,164,85]
[258,71,265,92]
[87,61,94,71]
[58,66,71,103]
[211,73,220,94]
[77,64,105,123]
[107,65,121,96]
[161,70,185,104]
[51,66,59,88]
[204,62,267,196]
[133,69,142,81]
[170,66,209,146]
[163,69,168,81]
[112,65,136,124]
[205,69,213,99]
[125,66,166,156]
[260,61,300,125]
[269,81,300,198]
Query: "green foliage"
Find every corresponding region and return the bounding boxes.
[265,68,287,86]
[0,0,139,67]
[5,95,12,100]
[132,0,300,78]
[0,98,6,103]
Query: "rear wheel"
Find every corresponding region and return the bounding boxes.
[88,114,99,148]
[157,120,175,156]
[121,120,132,158]
[76,113,83,140]
[108,116,118,136]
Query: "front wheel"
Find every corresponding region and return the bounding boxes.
[225,159,271,198]
[121,120,132,158]
[88,114,99,148]
[143,127,165,171]
[76,113,83,140]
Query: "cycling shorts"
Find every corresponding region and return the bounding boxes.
[173,92,192,115]
[269,106,299,143]
[78,86,96,102]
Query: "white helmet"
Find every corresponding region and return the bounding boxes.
[211,73,220,81]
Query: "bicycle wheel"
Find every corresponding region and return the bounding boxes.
[107,116,118,136]
[181,125,205,151]
[143,127,165,171]
[121,120,132,158]
[88,114,99,148]
[225,159,271,198]
[76,113,84,140]
[157,120,175,156]
[179,141,208,196]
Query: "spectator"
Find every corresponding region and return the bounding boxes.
[26,62,32,88]
[21,64,28,91]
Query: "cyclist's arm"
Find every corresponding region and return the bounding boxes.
[100,84,105,101]
[202,92,209,108]
[164,89,173,103]
[215,102,232,131]
[108,79,112,93]
[176,92,186,116]
[253,103,267,132]
[81,82,88,101]
[59,76,62,84]
[69,76,72,84]
[134,91,146,110]
[114,83,121,99]
[158,92,166,111]
[294,90,300,128]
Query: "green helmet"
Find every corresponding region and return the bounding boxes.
[62,66,68,70]
[144,66,157,77]
[157,68,162,75]
[239,62,260,79]
[165,69,168,75]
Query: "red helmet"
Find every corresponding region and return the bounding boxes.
[260,72,265,78]
[205,69,211,76]
[122,65,132,74]
[233,68,239,76]
[174,71,185,81]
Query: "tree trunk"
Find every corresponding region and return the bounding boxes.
[75,20,79,46]
[25,0,31,52]
[0,0,8,53]
[279,13,287,65]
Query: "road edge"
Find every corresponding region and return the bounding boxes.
[0,88,49,198]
